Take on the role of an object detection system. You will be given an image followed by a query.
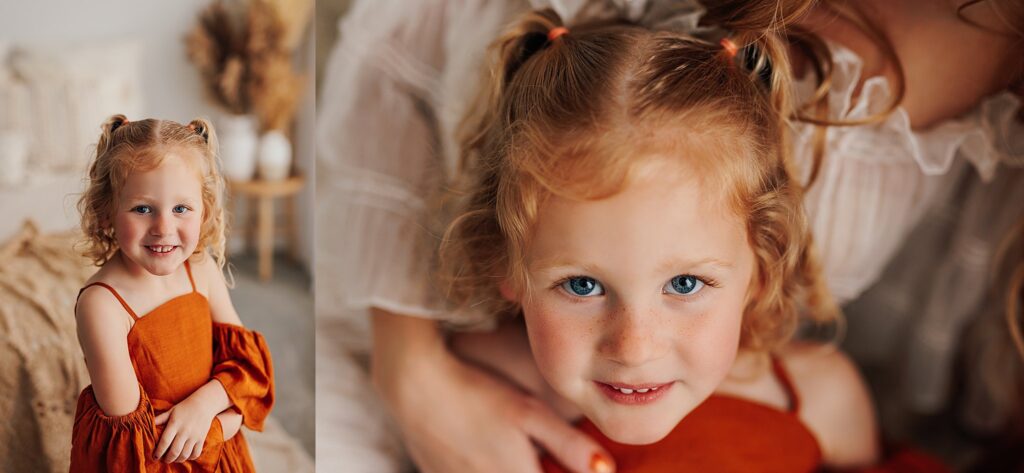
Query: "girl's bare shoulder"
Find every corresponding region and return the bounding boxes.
[779,343,880,469]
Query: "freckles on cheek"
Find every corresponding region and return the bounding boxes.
[524,302,591,369]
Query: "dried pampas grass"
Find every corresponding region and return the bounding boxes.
[186,0,307,131]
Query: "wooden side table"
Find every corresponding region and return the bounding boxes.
[226,175,305,281]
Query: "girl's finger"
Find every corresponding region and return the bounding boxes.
[519,397,615,473]
[175,439,195,463]
[154,411,169,426]
[189,440,204,461]
[164,435,186,463]
[153,429,174,460]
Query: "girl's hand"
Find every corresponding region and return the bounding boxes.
[216,409,243,441]
[372,310,614,473]
[153,394,221,462]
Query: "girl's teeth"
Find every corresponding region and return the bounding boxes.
[612,385,661,394]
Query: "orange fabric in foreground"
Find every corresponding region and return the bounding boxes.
[69,262,274,472]
[541,394,821,473]
[542,357,820,473]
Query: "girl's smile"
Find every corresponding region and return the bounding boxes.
[594,381,674,405]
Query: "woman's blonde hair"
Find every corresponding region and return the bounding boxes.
[77,114,228,269]
[441,2,837,352]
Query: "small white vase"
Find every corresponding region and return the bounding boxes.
[258,130,292,181]
[0,130,27,186]
[219,115,258,181]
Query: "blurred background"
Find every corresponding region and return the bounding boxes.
[0,1,315,471]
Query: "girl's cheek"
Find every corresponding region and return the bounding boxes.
[525,301,593,375]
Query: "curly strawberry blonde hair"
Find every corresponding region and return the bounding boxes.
[440,2,839,352]
[77,114,227,269]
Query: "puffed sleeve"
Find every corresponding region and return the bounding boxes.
[210,322,274,431]
[70,385,226,472]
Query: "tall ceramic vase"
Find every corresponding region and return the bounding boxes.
[219,115,258,181]
[258,130,292,181]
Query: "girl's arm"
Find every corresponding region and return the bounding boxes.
[783,345,881,469]
[75,286,142,417]
[216,408,243,440]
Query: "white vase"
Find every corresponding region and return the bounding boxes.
[0,131,27,186]
[219,115,258,181]
[258,130,292,181]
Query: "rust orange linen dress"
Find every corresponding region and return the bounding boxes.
[69,261,274,472]
[541,358,950,473]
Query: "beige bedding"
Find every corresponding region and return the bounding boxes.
[0,221,92,472]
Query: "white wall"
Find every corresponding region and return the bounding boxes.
[0,0,217,122]
[0,1,315,271]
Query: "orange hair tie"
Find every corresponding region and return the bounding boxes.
[548,26,569,41]
[720,38,739,60]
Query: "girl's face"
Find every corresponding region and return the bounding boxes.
[112,150,204,277]
[517,158,755,445]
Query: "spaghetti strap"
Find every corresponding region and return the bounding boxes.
[77,283,140,321]
[770,356,801,413]
[184,259,197,293]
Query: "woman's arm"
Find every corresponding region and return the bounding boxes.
[371,309,613,473]
[75,286,142,417]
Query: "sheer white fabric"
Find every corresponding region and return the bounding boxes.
[316,0,1024,424]
[792,42,1024,304]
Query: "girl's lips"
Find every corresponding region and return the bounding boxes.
[595,381,674,405]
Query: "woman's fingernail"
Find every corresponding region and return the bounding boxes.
[590,452,614,473]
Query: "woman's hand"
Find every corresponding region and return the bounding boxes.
[153,380,233,462]
[371,310,614,473]
[216,409,244,441]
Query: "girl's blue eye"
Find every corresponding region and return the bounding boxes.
[132,205,152,214]
[561,277,604,297]
[173,205,189,214]
[664,275,705,296]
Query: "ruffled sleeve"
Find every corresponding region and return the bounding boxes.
[70,385,226,472]
[210,322,274,431]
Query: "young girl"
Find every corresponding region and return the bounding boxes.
[71,115,274,471]
[439,8,882,472]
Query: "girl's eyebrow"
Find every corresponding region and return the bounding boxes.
[656,256,734,272]
[123,194,199,204]
[531,256,734,273]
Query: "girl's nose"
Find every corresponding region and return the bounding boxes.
[149,212,173,236]
[598,304,669,367]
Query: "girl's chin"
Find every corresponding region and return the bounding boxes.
[587,410,682,445]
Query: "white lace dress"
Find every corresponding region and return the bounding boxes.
[315,1,1024,465]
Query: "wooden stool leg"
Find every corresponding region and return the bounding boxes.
[258,196,274,281]
[285,194,300,261]
[246,196,259,254]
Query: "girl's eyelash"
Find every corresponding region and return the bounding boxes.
[697,276,721,289]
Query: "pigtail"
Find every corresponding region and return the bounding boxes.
[96,114,129,162]
[188,117,227,271]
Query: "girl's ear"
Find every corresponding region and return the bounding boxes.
[499,280,519,302]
